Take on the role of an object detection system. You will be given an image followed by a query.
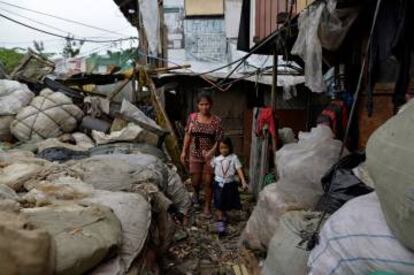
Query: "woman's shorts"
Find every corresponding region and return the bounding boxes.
[189,159,213,175]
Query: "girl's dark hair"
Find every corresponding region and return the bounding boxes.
[220,137,234,154]
[196,91,213,105]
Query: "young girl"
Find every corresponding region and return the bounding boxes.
[210,137,248,236]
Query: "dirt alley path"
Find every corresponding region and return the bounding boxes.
[162,189,257,275]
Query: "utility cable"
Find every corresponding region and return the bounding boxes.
[0,7,68,35]
[0,0,126,36]
[0,12,138,43]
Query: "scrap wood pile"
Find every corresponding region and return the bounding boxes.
[241,101,414,274]
[0,75,193,275]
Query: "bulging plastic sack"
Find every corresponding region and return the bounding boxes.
[367,99,414,251]
[263,211,323,275]
[0,79,34,115]
[241,180,322,251]
[308,193,414,275]
[84,190,151,274]
[11,89,84,141]
[276,125,345,190]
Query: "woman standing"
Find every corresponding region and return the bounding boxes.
[181,92,224,217]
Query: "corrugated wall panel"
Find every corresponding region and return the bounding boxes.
[255,0,298,42]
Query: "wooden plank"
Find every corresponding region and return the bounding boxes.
[255,0,261,40]
[265,0,272,37]
[358,94,394,149]
[259,0,266,39]
[243,110,253,168]
[146,72,185,174]
[271,0,277,31]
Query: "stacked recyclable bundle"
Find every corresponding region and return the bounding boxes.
[242,125,343,252]
[306,99,414,274]
[0,148,191,274]
[0,80,191,274]
[258,100,414,275]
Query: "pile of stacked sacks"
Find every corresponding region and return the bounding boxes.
[242,101,414,274]
[0,80,191,274]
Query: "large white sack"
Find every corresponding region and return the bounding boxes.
[89,142,167,162]
[23,203,122,275]
[0,153,80,192]
[22,177,94,206]
[308,193,414,275]
[10,89,84,141]
[262,211,323,275]
[276,125,344,189]
[167,167,191,215]
[0,210,55,275]
[0,79,34,115]
[84,190,151,275]
[0,157,50,191]
[0,115,14,141]
[242,180,322,251]
[0,184,21,213]
[68,153,168,193]
[366,99,414,251]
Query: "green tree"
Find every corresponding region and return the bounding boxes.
[62,35,85,58]
[0,47,25,74]
[106,48,138,66]
[33,40,45,54]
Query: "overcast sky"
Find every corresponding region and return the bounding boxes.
[0,0,138,57]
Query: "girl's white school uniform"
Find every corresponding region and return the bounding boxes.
[210,153,242,187]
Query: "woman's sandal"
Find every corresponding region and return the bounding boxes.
[202,211,213,219]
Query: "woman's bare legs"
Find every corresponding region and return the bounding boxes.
[191,173,202,205]
[202,173,213,216]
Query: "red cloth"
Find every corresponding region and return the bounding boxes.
[255,107,277,138]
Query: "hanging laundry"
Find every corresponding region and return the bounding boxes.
[255,107,278,140]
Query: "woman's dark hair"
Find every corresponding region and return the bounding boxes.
[220,137,234,154]
[196,91,213,105]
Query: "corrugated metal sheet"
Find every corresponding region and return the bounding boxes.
[254,0,299,42]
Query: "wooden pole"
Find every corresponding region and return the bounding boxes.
[270,48,278,111]
[158,0,167,68]
[138,8,148,66]
[270,47,278,173]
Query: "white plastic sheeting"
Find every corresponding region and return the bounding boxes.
[308,193,414,275]
[139,0,160,54]
[291,0,359,93]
